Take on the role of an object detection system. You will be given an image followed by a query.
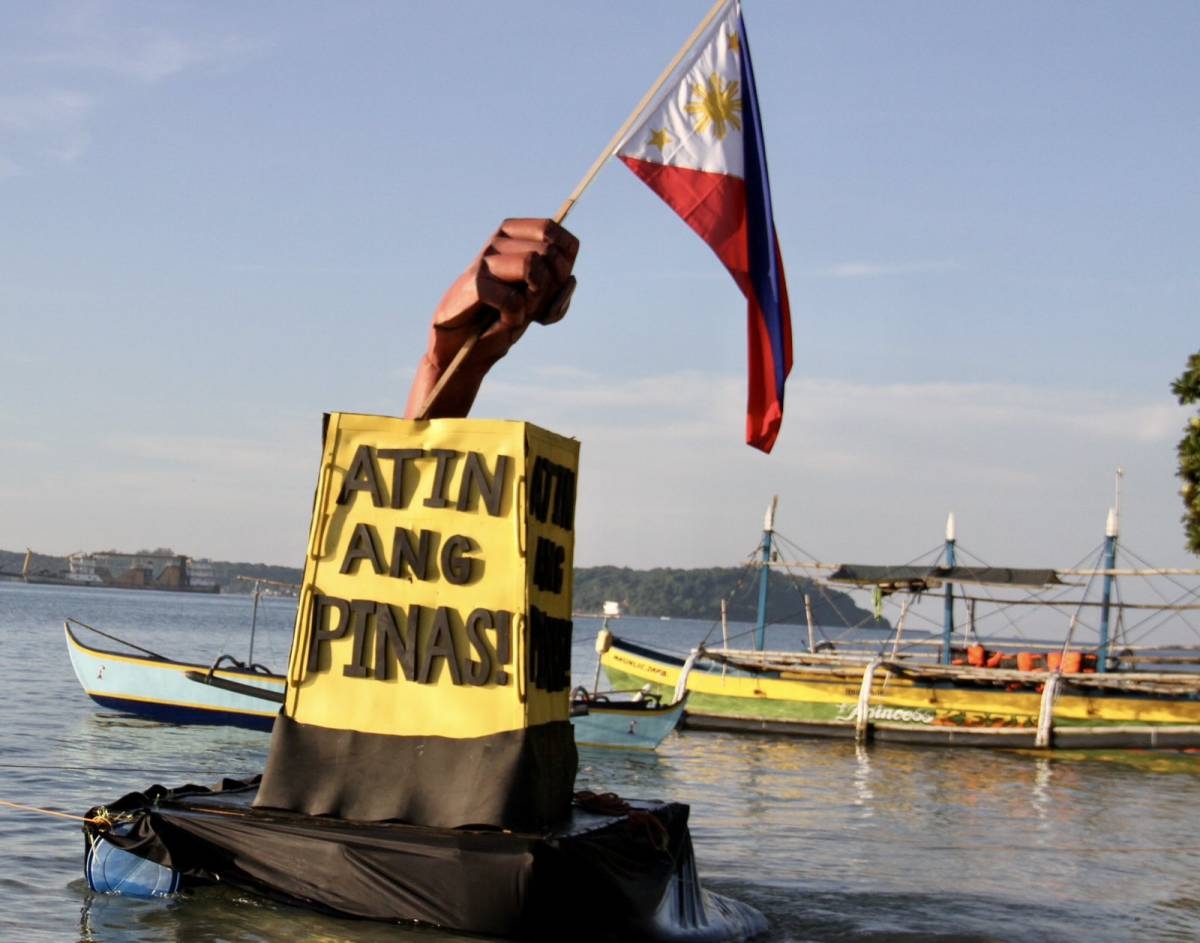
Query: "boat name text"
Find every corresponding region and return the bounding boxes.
[835,703,936,725]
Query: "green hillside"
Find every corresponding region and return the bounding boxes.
[0,548,882,629]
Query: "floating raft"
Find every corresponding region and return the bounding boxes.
[84,777,767,943]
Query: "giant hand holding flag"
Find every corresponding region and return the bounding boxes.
[405,218,579,419]
[617,1,792,453]
[407,1,790,451]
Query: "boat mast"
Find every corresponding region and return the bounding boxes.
[1098,506,1118,673]
[754,497,778,652]
[941,513,956,664]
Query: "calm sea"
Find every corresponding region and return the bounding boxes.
[2,580,1199,942]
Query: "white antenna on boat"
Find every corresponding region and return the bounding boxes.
[1106,506,1118,539]
[946,512,956,542]
[753,496,779,652]
[1113,466,1124,536]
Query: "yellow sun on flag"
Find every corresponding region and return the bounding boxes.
[686,73,742,141]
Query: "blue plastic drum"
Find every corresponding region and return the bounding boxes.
[85,834,180,898]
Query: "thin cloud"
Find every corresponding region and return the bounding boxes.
[0,89,93,131]
[46,133,89,164]
[818,260,963,279]
[83,30,268,84]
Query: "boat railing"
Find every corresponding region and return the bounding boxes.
[701,645,1200,694]
[65,617,170,661]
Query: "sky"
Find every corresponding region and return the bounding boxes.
[2,0,1197,578]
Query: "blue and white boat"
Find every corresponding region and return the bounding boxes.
[568,624,692,750]
[64,618,283,731]
[571,687,688,750]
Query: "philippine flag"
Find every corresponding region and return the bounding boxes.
[617,1,792,453]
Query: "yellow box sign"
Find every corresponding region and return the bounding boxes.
[283,414,578,740]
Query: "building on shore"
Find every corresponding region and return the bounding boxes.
[22,549,219,593]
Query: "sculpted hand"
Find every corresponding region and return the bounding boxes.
[405,218,580,419]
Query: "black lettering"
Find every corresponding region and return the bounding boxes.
[494,611,512,685]
[422,449,459,509]
[456,451,509,516]
[337,445,386,507]
[529,457,550,523]
[441,534,475,585]
[418,607,464,685]
[533,536,565,594]
[339,522,385,575]
[528,457,575,531]
[528,605,572,692]
[308,593,351,674]
[389,527,433,580]
[463,608,494,686]
[553,468,576,530]
[375,603,418,681]
[342,599,375,678]
[377,448,425,509]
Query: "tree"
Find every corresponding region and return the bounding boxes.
[1172,351,1200,555]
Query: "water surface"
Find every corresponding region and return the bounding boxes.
[2,581,1199,942]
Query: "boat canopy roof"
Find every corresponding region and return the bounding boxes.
[826,564,1063,592]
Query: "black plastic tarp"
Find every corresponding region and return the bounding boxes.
[85,778,766,942]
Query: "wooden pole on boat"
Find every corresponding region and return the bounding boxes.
[592,617,613,697]
[248,580,262,666]
[804,594,816,653]
[1097,508,1118,673]
[414,0,734,419]
[890,599,910,658]
[754,497,778,651]
[941,513,957,664]
[721,598,729,678]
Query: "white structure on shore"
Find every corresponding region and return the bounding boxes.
[65,551,217,591]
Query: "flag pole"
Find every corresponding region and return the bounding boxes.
[552,0,734,224]
[414,0,733,420]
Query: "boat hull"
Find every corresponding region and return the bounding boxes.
[572,695,687,750]
[601,637,1200,750]
[65,624,283,732]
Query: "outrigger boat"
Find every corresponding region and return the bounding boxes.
[571,685,688,750]
[64,580,289,731]
[64,619,283,730]
[601,500,1200,750]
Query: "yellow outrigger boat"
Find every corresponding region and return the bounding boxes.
[601,503,1200,750]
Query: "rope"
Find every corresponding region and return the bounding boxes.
[0,797,107,826]
[573,790,631,815]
